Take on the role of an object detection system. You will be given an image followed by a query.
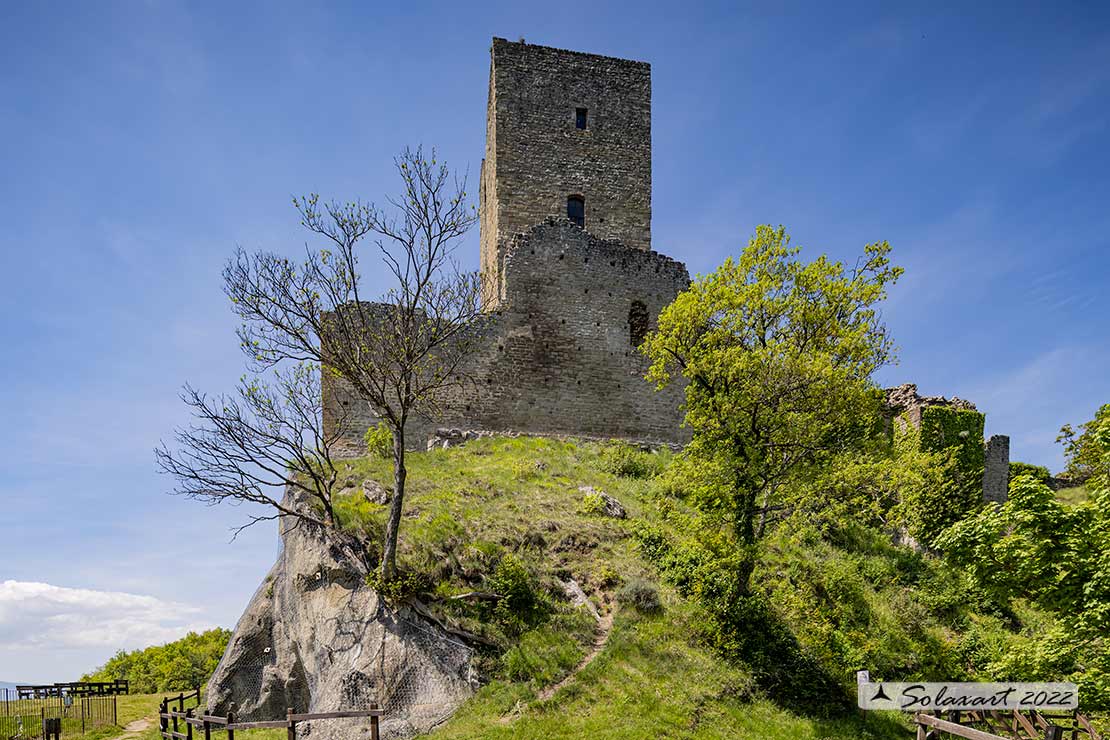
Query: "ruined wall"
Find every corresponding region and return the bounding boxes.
[480,38,652,307]
[327,219,689,455]
[884,383,1011,504]
[982,434,1010,503]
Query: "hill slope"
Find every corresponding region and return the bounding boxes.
[333,437,928,738]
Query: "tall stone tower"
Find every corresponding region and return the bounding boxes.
[479,38,653,306]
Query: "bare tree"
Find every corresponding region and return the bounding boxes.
[156,363,349,538]
[160,147,481,581]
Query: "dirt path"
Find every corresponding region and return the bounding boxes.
[107,717,152,740]
[536,609,614,702]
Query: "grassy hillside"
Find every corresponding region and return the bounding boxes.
[72,437,1102,739]
[329,436,1013,739]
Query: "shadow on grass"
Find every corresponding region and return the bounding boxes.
[714,594,854,717]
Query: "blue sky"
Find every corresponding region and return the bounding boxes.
[1,1,1108,682]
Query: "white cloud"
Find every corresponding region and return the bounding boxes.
[0,580,212,652]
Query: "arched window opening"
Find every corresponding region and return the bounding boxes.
[567,195,585,228]
[629,300,649,348]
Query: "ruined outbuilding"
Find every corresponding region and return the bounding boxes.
[884,383,1010,503]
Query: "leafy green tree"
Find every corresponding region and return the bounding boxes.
[643,225,902,591]
[1057,404,1110,485]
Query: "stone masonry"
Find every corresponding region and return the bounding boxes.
[480,38,652,307]
[326,218,689,454]
[324,39,688,455]
[884,383,1010,503]
[982,434,1010,503]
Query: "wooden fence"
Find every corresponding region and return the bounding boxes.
[159,690,382,740]
[914,709,1103,740]
[17,681,129,699]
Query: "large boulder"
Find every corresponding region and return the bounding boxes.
[206,490,476,739]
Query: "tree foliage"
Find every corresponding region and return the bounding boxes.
[1057,404,1110,485]
[81,629,231,694]
[643,225,902,589]
[937,403,1110,703]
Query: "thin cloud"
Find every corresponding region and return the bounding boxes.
[0,580,212,652]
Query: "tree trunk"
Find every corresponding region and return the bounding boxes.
[734,478,758,596]
[381,426,407,581]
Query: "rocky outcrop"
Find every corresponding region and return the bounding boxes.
[206,490,475,739]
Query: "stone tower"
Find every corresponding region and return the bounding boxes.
[479,38,653,306]
[324,39,689,455]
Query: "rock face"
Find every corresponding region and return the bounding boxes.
[206,491,475,739]
[578,486,627,519]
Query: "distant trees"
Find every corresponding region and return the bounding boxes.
[82,629,230,694]
[642,225,902,592]
[158,147,482,581]
[1057,404,1110,485]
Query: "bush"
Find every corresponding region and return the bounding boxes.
[617,578,662,614]
[579,488,605,515]
[364,422,393,459]
[1010,461,1051,484]
[597,442,662,479]
[486,554,548,635]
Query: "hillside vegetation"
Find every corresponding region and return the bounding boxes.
[318,436,1080,739]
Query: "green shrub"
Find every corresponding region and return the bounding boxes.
[364,422,393,459]
[597,442,662,479]
[1009,461,1051,484]
[487,554,548,635]
[617,578,662,614]
[578,488,605,515]
[366,569,431,602]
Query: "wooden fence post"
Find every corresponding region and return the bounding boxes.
[203,716,211,740]
[370,702,380,740]
[287,707,296,740]
[227,708,235,740]
[186,707,194,740]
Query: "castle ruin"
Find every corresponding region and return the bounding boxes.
[325,39,689,454]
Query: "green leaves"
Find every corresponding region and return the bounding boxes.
[642,225,900,561]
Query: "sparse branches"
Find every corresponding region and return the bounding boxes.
[160,145,481,582]
[156,363,346,538]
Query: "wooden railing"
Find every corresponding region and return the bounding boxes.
[159,705,383,740]
[914,709,1103,740]
[16,680,129,699]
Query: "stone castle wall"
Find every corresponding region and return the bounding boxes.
[326,219,690,455]
[480,39,652,307]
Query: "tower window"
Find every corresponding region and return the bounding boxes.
[629,300,649,348]
[575,107,588,129]
[567,195,585,228]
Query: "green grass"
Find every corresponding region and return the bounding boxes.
[322,438,914,738]
[1056,485,1090,506]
